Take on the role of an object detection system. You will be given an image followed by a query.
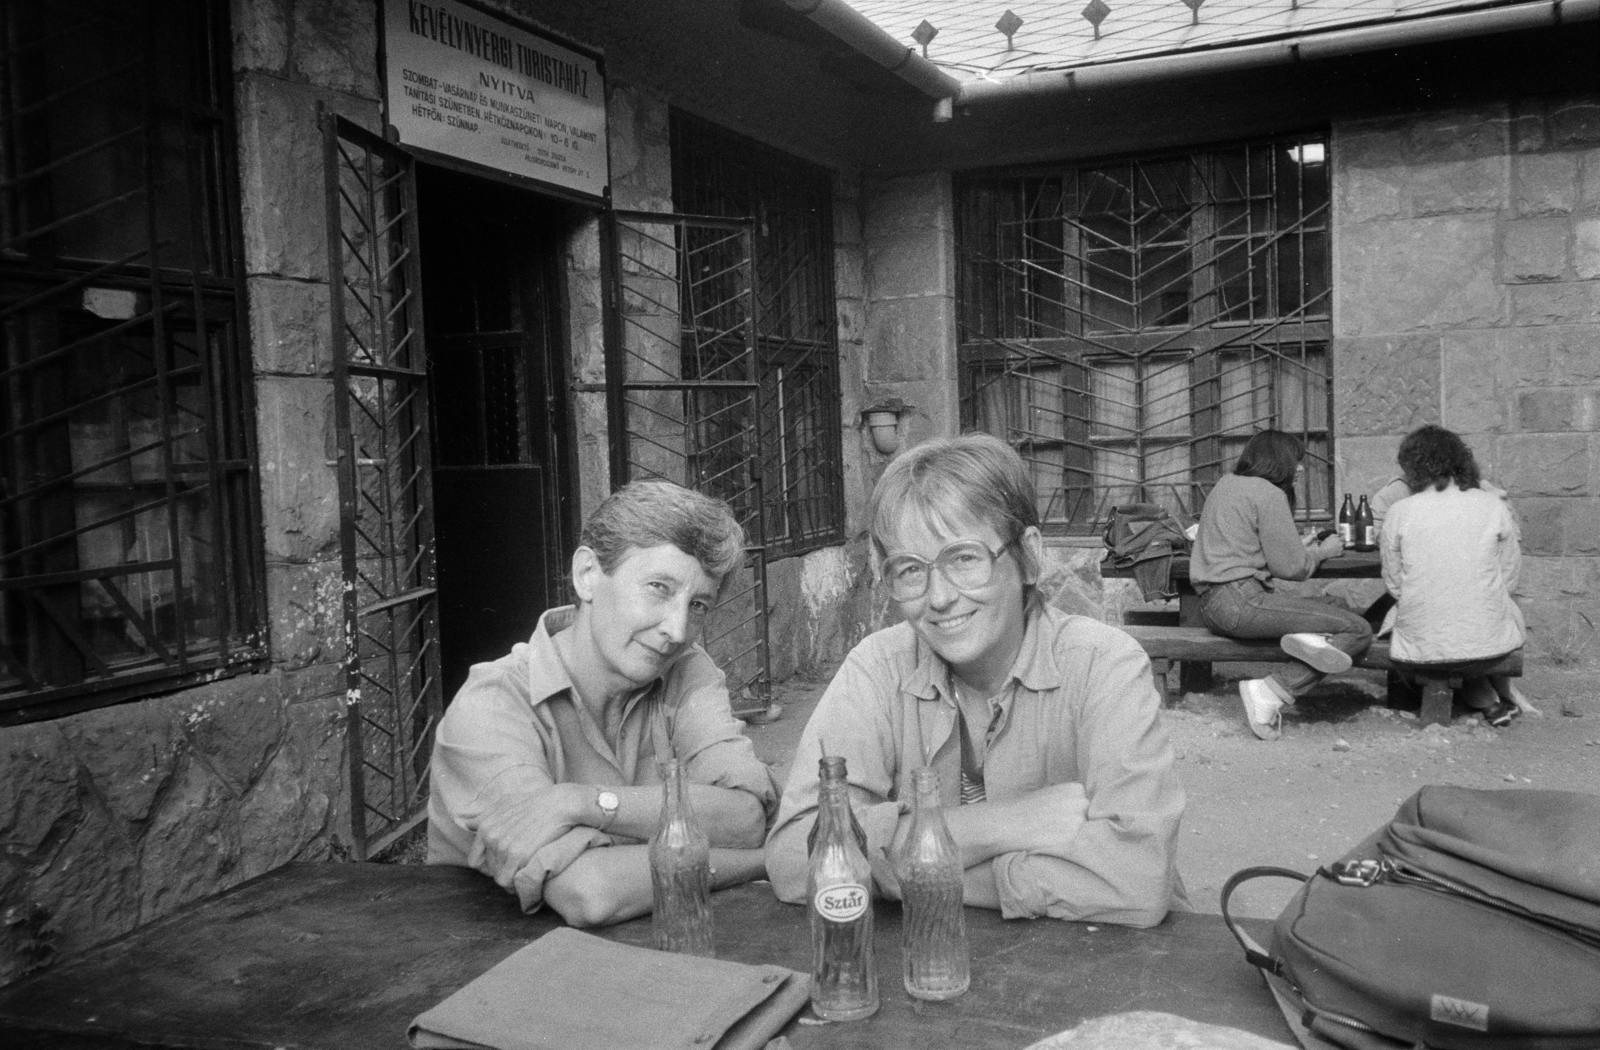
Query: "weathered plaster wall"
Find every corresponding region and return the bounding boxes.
[1333,95,1600,668]
[0,0,374,986]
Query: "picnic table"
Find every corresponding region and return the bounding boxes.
[0,862,1293,1050]
[1101,549,1388,694]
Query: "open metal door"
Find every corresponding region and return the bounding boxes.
[601,210,772,716]
[321,113,442,857]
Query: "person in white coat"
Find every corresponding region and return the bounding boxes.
[1380,426,1533,726]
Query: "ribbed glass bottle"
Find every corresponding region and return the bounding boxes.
[807,755,878,1021]
[893,766,969,1000]
[648,758,714,957]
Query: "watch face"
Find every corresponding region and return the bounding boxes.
[597,790,619,812]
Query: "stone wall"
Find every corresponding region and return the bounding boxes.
[0,675,347,985]
[1334,94,1600,668]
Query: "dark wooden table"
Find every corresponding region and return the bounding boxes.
[0,863,1290,1050]
[1103,549,1383,625]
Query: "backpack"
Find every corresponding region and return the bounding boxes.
[1102,503,1191,601]
[1222,786,1600,1050]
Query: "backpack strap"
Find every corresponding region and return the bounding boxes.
[1220,866,1307,977]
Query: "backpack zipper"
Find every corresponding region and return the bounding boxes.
[1328,857,1600,950]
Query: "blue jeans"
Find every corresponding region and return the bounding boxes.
[1198,578,1374,699]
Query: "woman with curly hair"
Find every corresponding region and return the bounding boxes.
[1381,425,1531,726]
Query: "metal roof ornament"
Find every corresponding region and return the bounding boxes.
[1082,0,1110,40]
[912,19,939,58]
[996,9,1023,50]
[1180,0,1204,25]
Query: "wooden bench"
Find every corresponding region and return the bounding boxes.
[1121,626,1523,727]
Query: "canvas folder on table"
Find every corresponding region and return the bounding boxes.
[409,927,811,1050]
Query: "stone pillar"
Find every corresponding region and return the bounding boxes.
[861,171,960,453]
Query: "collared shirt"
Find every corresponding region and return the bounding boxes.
[427,605,777,911]
[1381,484,1524,664]
[764,606,1187,927]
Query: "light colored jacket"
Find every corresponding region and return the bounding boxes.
[1380,485,1524,664]
[764,607,1187,927]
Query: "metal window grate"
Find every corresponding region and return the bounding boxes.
[322,114,441,858]
[0,0,261,725]
[669,112,844,557]
[602,209,771,713]
[956,136,1333,532]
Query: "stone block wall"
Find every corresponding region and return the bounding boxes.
[860,171,961,454]
[1334,94,1600,668]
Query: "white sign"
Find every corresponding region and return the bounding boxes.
[383,0,607,198]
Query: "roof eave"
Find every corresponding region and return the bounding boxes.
[946,0,1600,109]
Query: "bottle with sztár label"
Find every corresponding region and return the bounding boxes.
[1337,493,1355,545]
[649,757,714,957]
[807,755,878,1021]
[894,766,969,1000]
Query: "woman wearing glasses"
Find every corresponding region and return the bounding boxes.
[764,434,1187,927]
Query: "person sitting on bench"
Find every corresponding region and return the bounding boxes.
[1380,426,1532,727]
[1190,430,1373,741]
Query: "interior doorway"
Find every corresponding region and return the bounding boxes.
[417,165,580,701]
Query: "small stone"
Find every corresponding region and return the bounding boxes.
[1333,738,1352,751]
[1398,711,1417,721]
[1504,773,1518,782]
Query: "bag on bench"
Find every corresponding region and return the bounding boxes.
[1221,785,1600,1050]
[1102,503,1190,600]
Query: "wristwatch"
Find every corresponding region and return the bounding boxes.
[595,788,620,831]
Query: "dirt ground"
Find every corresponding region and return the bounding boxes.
[745,662,1600,921]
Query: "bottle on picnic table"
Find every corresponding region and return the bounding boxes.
[1337,493,1355,545]
[1356,495,1376,551]
[649,757,714,957]
[807,755,879,1021]
[894,767,970,1001]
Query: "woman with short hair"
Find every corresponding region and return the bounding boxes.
[765,434,1187,927]
[1190,430,1373,740]
[428,480,775,926]
[1381,425,1529,726]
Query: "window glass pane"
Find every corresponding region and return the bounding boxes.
[0,1,255,720]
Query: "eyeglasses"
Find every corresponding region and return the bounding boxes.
[880,537,1019,602]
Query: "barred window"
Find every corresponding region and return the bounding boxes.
[670,112,844,557]
[0,0,260,724]
[957,135,1332,533]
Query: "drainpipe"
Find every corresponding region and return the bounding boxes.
[781,0,962,99]
[947,0,1599,110]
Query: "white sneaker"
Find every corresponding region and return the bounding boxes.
[1281,632,1353,674]
[1240,679,1285,741]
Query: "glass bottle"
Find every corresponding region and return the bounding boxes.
[893,767,970,1000]
[1337,493,1355,546]
[1356,495,1376,551]
[807,755,878,1021]
[649,758,714,957]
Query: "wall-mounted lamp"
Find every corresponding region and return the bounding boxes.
[861,398,908,455]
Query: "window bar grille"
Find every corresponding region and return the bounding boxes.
[957,137,1333,533]
[0,0,260,724]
